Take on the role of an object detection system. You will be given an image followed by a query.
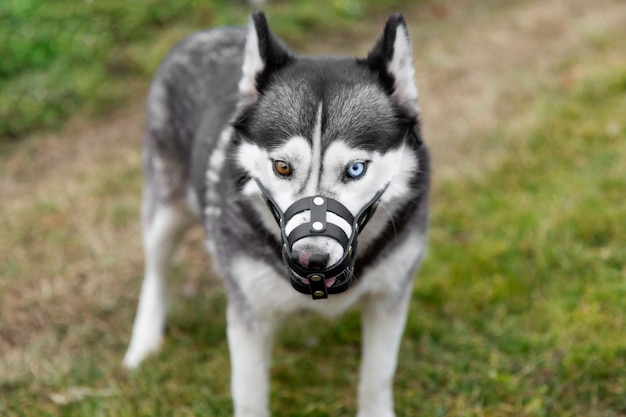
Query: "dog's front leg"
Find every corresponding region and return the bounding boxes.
[124,202,194,368]
[357,289,413,417]
[227,301,275,417]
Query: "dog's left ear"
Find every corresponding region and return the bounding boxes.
[239,11,293,105]
[364,14,419,119]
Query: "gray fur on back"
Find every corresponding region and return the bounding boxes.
[143,27,246,209]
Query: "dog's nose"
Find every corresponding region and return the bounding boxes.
[291,250,329,271]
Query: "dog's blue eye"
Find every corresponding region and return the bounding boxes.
[346,161,366,179]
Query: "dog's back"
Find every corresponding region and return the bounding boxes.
[142,27,246,209]
[124,27,247,369]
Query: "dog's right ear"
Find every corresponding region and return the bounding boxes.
[238,11,293,104]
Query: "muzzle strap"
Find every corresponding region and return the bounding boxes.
[284,197,354,226]
[288,223,350,249]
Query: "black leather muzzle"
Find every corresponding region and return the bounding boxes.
[254,179,387,300]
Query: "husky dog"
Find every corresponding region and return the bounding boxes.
[124,11,429,417]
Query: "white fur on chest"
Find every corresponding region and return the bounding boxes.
[228,231,426,320]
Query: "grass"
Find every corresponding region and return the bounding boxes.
[0,0,408,144]
[1,0,626,416]
[411,65,626,416]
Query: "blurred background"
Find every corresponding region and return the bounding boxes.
[1,0,625,415]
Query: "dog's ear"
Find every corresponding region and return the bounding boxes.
[239,11,293,104]
[365,14,419,119]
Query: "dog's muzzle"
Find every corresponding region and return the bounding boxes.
[254,179,387,300]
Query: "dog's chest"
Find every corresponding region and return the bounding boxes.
[224,229,425,319]
[228,255,367,318]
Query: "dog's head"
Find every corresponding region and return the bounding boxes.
[232,11,423,298]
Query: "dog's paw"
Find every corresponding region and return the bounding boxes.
[122,337,162,369]
[357,410,395,417]
[122,349,145,369]
[356,407,396,417]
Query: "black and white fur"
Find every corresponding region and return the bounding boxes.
[124,11,429,417]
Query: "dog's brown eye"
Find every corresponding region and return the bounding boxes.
[274,160,292,177]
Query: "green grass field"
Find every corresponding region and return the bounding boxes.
[413,66,626,416]
[0,0,403,144]
[1,0,625,416]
